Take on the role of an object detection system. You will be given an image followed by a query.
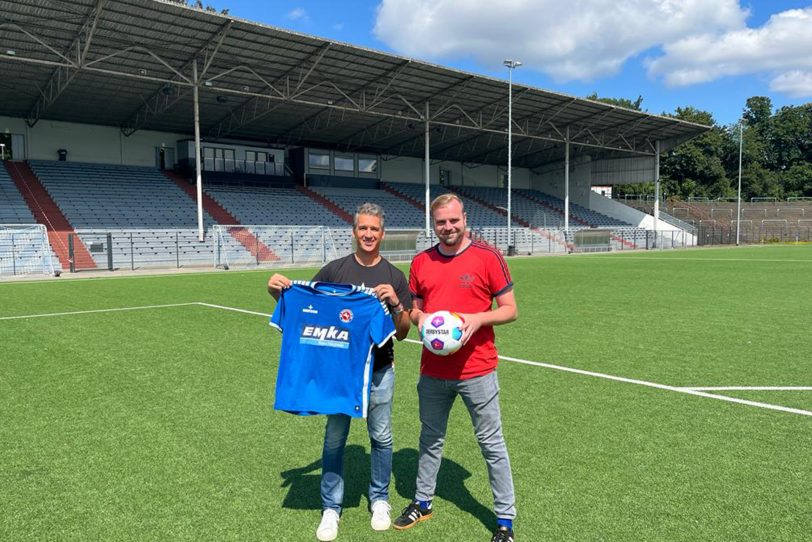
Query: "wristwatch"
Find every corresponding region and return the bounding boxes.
[390,303,404,315]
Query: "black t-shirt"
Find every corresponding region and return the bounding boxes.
[313,254,411,371]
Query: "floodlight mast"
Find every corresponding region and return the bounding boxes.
[736,119,743,246]
[504,59,521,255]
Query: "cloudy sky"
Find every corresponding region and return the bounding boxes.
[220,0,812,125]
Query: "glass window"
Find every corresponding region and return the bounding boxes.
[246,150,256,162]
[358,156,377,173]
[334,154,354,172]
[224,149,235,160]
[203,147,215,159]
[308,151,330,169]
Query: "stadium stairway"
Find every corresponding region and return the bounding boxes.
[295,186,354,224]
[4,161,96,270]
[453,186,575,252]
[381,183,424,210]
[518,190,635,249]
[452,185,535,229]
[164,171,279,262]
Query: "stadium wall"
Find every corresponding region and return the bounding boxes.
[588,191,681,231]
[381,156,531,188]
[0,116,187,167]
[530,157,593,206]
[591,157,656,184]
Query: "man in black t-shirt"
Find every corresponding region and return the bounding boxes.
[268,203,411,541]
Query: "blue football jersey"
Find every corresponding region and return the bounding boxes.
[269,280,396,417]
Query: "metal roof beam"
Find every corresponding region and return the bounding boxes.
[275,59,412,143]
[378,86,529,155]
[205,42,332,138]
[122,19,233,136]
[25,0,106,127]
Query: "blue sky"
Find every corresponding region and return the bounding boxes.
[216,0,812,126]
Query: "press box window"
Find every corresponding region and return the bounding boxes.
[358,156,377,174]
[308,152,330,169]
[334,155,354,172]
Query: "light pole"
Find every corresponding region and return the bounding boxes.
[0,143,5,160]
[736,119,743,246]
[504,59,521,255]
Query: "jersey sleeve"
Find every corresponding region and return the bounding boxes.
[269,290,286,332]
[369,300,397,348]
[487,249,514,297]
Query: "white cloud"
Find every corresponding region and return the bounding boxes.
[647,7,812,92]
[288,8,308,21]
[770,71,812,98]
[373,0,747,81]
[373,1,812,98]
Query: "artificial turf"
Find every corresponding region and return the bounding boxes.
[1,245,810,541]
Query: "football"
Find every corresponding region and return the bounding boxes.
[420,310,465,356]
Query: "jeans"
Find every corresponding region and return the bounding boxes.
[415,371,516,519]
[321,364,395,513]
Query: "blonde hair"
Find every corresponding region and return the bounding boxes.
[430,193,464,215]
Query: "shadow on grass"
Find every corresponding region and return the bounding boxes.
[278,445,494,530]
[393,448,494,531]
[279,444,370,511]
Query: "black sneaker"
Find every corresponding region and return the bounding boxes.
[491,526,515,542]
[392,501,432,530]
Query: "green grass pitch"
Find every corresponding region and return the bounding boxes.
[1,245,810,541]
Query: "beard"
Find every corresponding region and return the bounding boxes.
[439,232,460,245]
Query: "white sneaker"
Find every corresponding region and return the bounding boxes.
[316,509,340,541]
[370,500,392,531]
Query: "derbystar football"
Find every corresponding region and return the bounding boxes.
[420,311,464,356]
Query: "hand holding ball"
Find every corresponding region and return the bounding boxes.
[420,311,465,356]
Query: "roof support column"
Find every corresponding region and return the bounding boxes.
[654,139,660,249]
[424,102,431,237]
[564,126,570,233]
[192,60,204,242]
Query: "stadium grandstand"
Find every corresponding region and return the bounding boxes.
[0,0,710,277]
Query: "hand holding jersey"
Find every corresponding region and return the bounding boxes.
[268,203,411,539]
[269,281,396,417]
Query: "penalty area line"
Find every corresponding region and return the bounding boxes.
[679,386,812,392]
[496,353,812,418]
[20,301,803,419]
[0,302,201,321]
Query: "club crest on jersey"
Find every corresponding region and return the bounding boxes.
[300,325,350,349]
[339,309,353,323]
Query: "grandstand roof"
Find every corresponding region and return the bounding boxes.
[0,0,710,169]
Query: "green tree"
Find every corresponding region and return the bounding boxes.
[661,107,731,198]
[585,92,644,111]
[768,104,812,171]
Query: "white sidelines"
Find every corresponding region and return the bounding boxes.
[0,302,200,321]
[2,302,810,418]
[679,386,812,392]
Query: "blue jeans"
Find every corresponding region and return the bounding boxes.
[415,371,516,519]
[321,364,394,513]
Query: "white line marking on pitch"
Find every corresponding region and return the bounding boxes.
[586,257,812,263]
[3,301,809,418]
[402,339,812,418]
[0,302,200,321]
[680,386,812,392]
[196,302,270,317]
